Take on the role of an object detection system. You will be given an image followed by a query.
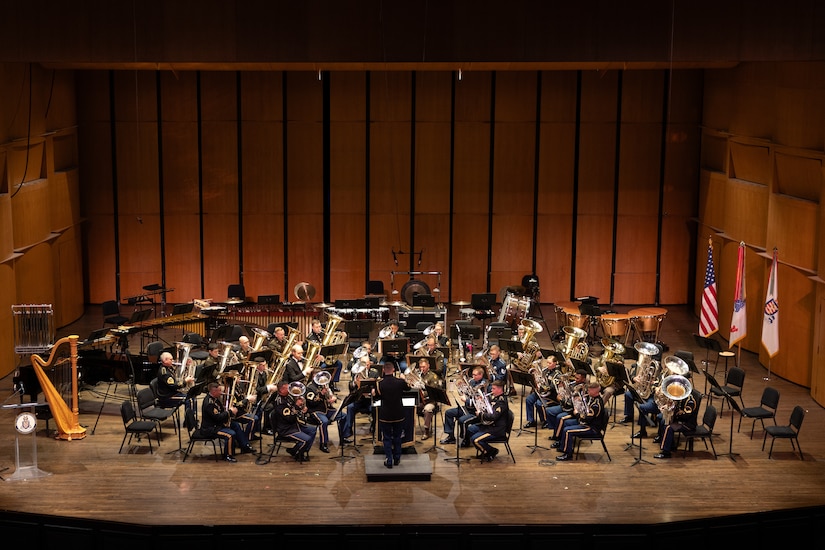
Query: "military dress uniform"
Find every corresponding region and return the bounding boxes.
[270,392,316,461]
[467,390,509,459]
[555,391,606,460]
[654,389,700,458]
[200,391,254,462]
[305,377,335,452]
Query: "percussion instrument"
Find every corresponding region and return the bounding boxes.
[373,307,390,322]
[628,307,667,344]
[498,292,531,330]
[563,306,590,330]
[600,313,631,344]
[459,308,475,320]
[553,301,581,332]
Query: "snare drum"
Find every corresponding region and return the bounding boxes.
[629,307,667,343]
[460,308,475,320]
[600,313,631,343]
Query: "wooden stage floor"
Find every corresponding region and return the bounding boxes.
[2,304,825,541]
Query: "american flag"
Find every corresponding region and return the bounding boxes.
[699,242,718,337]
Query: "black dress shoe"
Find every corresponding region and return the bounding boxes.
[440,436,457,444]
[340,438,353,445]
[654,452,671,459]
[550,441,561,449]
[393,457,400,466]
[555,454,573,461]
[302,452,311,462]
[224,455,237,463]
[618,417,631,424]
[489,447,499,457]
[384,459,393,469]
[241,445,255,454]
[632,430,648,439]
[286,446,298,457]
[250,435,262,441]
[320,445,330,453]
[523,421,537,429]
[652,435,662,444]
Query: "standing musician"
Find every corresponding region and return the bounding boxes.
[282,344,307,383]
[305,366,337,453]
[654,387,700,459]
[200,381,255,462]
[441,365,486,445]
[155,351,195,409]
[523,355,561,429]
[376,360,410,468]
[339,351,381,444]
[547,368,590,443]
[409,356,443,441]
[555,381,607,461]
[467,379,510,462]
[269,380,317,462]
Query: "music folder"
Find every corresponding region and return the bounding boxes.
[424,384,452,407]
[606,361,628,385]
[499,339,523,355]
[379,338,409,355]
[508,368,534,388]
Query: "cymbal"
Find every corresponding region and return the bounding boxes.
[389,301,405,307]
[314,302,332,309]
[452,300,470,306]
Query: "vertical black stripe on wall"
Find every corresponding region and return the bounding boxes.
[156,72,167,293]
[365,72,372,289]
[609,71,624,306]
[408,72,417,273]
[654,70,671,306]
[531,71,542,273]
[196,72,205,297]
[282,72,290,300]
[236,72,244,286]
[485,72,497,292]
[322,71,331,301]
[569,72,582,300]
[108,70,121,301]
[447,72,456,301]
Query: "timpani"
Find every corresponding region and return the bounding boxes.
[600,313,632,345]
[553,301,582,331]
[628,307,668,344]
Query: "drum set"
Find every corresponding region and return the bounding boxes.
[552,302,667,348]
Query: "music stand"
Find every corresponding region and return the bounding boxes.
[443,390,473,467]
[420,385,451,453]
[330,387,367,463]
[693,334,721,394]
[624,383,654,466]
[378,338,409,358]
[705,373,741,462]
[606,361,628,427]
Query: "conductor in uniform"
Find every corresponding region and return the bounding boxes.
[375,360,409,468]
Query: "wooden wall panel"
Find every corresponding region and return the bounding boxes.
[52,227,84,327]
[85,215,117,302]
[0,195,11,260]
[774,151,821,202]
[117,213,161,299]
[495,72,538,122]
[50,129,79,174]
[164,214,202,301]
[0,264,15,379]
[698,170,726,231]
[724,179,769,247]
[728,63,777,141]
[15,243,55,305]
[775,62,825,149]
[203,213,240,301]
[11,179,51,250]
[767,194,817,271]
[729,141,771,184]
[48,169,80,232]
[415,71,451,122]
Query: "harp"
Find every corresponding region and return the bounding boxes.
[29,335,87,440]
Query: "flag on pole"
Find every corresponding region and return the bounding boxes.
[729,241,747,348]
[699,240,718,337]
[761,248,779,357]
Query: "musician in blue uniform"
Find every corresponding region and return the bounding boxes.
[467,379,510,461]
[441,365,486,445]
[654,387,700,459]
[155,351,194,409]
[270,380,316,462]
[487,345,507,383]
[547,368,590,442]
[523,355,561,429]
[200,382,255,462]
[305,366,337,453]
[375,360,409,468]
[555,381,606,461]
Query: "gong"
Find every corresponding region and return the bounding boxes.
[401,279,431,305]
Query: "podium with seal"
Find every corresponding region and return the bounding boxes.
[2,401,52,481]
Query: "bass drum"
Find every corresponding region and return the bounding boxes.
[401,279,431,306]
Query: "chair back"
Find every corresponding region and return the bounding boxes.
[136,388,157,412]
[120,401,137,426]
[505,409,515,436]
[102,300,120,316]
[789,405,805,434]
[703,405,718,431]
[184,408,199,434]
[761,386,781,411]
[726,367,745,389]
[149,377,160,399]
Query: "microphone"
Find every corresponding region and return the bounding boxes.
[392,250,398,265]
[18,381,24,395]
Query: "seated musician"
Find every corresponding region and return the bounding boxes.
[304,318,324,349]
[250,356,277,435]
[441,366,486,445]
[283,344,307,383]
[524,355,560,429]
[339,353,381,444]
[555,381,607,461]
[198,342,222,385]
[200,381,256,462]
[467,379,510,462]
[236,335,254,364]
[268,326,289,356]
[155,351,194,409]
[408,357,443,440]
[305,366,337,453]
[270,381,317,462]
[654,385,700,459]
[547,368,590,442]
[417,335,446,379]
[380,319,407,372]
[486,344,507,383]
[228,372,261,442]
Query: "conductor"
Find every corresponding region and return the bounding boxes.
[375,360,409,469]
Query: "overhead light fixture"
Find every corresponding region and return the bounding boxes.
[458,68,462,81]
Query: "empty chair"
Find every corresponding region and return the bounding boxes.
[366,280,385,296]
[739,386,780,439]
[763,405,805,460]
[119,400,159,454]
[680,405,718,459]
[227,284,246,304]
[146,341,165,361]
[708,366,745,415]
[136,387,176,440]
[102,300,128,327]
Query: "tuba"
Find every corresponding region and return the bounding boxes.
[267,326,301,387]
[217,341,237,374]
[173,341,195,386]
[630,341,661,399]
[512,319,543,371]
[655,371,692,425]
[251,327,271,352]
[596,337,625,387]
[304,313,345,378]
[559,326,589,361]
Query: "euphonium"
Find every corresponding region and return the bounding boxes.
[630,341,661,399]
[305,313,346,378]
[251,327,271,352]
[596,337,625,387]
[173,341,195,386]
[512,318,543,371]
[474,387,495,425]
[559,325,589,361]
[529,364,553,399]
[655,373,692,424]
[217,341,236,374]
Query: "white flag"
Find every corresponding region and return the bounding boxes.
[729,242,747,348]
[761,249,779,357]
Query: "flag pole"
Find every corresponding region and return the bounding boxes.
[764,357,771,381]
